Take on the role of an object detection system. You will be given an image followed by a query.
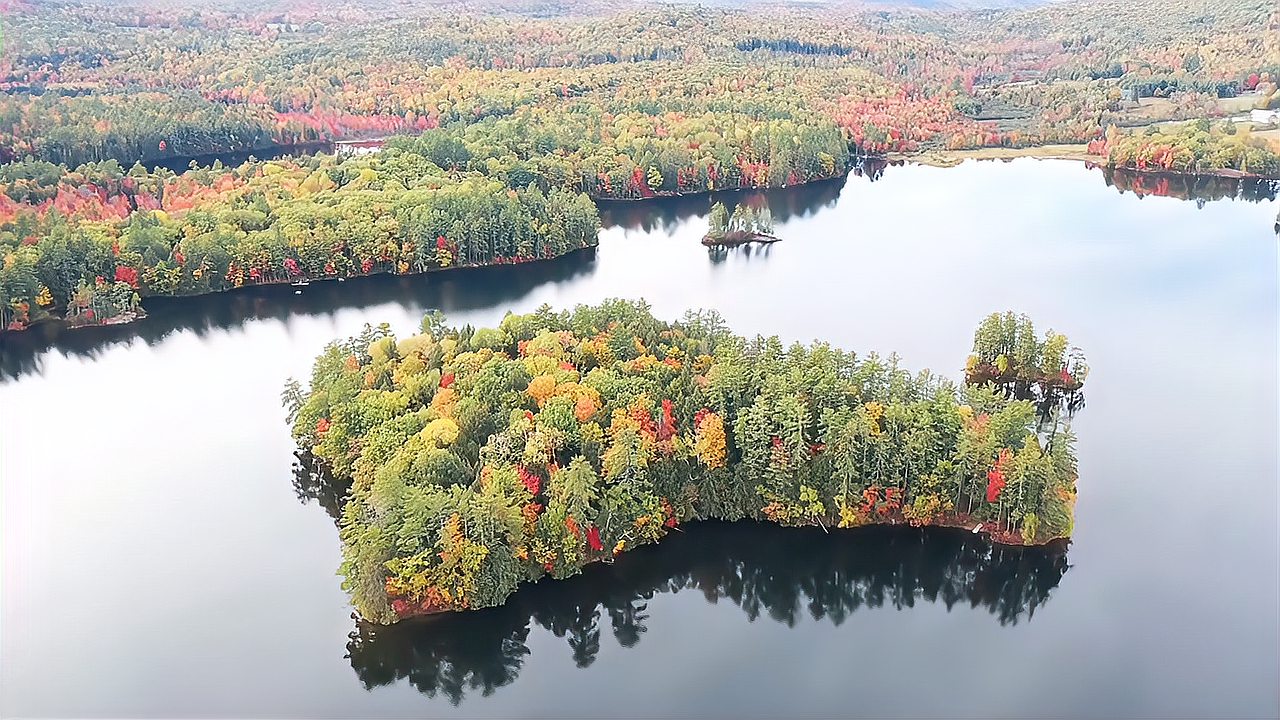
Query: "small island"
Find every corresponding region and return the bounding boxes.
[285,301,1088,624]
[702,201,780,246]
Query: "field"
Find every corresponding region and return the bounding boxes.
[894,144,1094,168]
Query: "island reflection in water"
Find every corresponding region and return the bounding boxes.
[297,447,1071,706]
[343,522,1069,705]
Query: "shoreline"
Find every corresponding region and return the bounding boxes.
[702,230,781,247]
[0,246,597,335]
[891,144,1280,180]
[889,144,1094,168]
[588,168,856,202]
[389,515,1069,622]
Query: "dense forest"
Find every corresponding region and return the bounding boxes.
[5,0,1274,163]
[1094,121,1280,177]
[283,300,1087,624]
[3,0,1278,330]
[0,148,599,330]
[2,0,1277,170]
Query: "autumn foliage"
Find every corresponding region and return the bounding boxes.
[285,301,1088,624]
[0,150,600,331]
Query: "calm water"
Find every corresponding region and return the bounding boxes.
[2,159,1277,718]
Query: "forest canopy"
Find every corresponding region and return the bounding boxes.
[4,0,1278,331]
[284,301,1088,624]
[0,147,600,330]
[2,0,1276,168]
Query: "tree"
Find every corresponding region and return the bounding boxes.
[288,302,1088,622]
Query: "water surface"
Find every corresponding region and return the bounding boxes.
[2,159,1276,718]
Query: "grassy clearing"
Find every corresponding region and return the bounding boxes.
[891,144,1094,168]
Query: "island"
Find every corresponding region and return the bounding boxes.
[702,202,780,247]
[284,301,1088,623]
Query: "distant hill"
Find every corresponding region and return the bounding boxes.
[860,0,1054,8]
[853,0,1057,7]
[669,0,1057,11]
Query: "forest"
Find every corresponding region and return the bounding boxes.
[283,300,1088,624]
[3,0,1278,330]
[2,0,1277,170]
[0,148,599,330]
[1094,121,1280,177]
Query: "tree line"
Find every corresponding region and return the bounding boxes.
[1095,121,1280,177]
[0,149,600,330]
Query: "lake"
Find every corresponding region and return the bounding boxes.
[2,159,1277,718]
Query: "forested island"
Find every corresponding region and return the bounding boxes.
[283,301,1088,623]
[702,201,778,247]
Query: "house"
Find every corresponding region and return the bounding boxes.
[1251,108,1280,124]
[334,138,386,158]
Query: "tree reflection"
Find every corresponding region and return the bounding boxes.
[0,250,596,381]
[292,452,348,522]
[597,170,854,234]
[1099,167,1278,206]
[7,157,1250,382]
[341,521,1069,705]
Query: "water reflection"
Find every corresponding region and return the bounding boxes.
[3,159,1270,381]
[344,522,1069,705]
[598,175,850,234]
[291,452,349,523]
[0,250,596,380]
[294,438,1069,706]
[706,239,782,264]
[1098,167,1277,206]
[144,142,332,174]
